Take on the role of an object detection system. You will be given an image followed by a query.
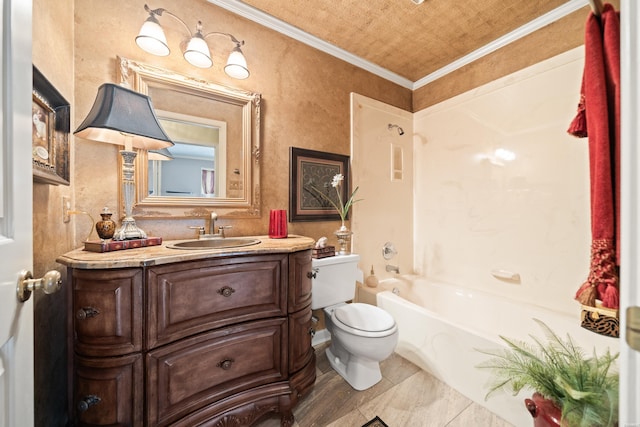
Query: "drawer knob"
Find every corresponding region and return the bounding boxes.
[308,327,316,337]
[217,286,236,297]
[306,268,318,279]
[77,395,101,412]
[217,358,235,370]
[76,307,100,320]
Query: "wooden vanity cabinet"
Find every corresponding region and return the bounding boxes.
[68,249,315,427]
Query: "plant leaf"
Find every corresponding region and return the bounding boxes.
[475,319,619,426]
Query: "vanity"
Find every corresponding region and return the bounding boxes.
[57,235,317,426]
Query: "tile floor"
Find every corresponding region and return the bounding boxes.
[255,342,514,427]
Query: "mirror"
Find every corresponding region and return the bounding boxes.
[152,111,228,198]
[116,56,261,218]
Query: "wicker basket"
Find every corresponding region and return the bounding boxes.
[580,302,619,338]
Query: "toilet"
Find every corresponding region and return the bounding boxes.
[311,254,398,390]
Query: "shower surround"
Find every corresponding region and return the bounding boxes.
[352,46,620,423]
[413,46,598,316]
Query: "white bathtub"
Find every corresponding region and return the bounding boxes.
[376,276,619,426]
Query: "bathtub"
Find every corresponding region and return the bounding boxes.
[375,276,618,426]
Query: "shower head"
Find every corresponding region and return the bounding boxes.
[388,123,405,135]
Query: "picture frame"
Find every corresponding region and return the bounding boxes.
[289,147,350,222]
[32,66,70,186]
[201,168,215,196]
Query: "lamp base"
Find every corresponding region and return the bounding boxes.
[113,217,147,241]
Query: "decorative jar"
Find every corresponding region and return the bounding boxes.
[95,207,116,240]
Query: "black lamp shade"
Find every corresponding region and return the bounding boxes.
[74,83,173,150]
[149,147,174,161]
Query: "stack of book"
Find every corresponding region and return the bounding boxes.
[312,245,335,259]
[84,236,163,253]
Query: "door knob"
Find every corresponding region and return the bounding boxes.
[16,269,62,302]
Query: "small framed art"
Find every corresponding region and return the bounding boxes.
[289,147,350,222]
[32,66,70,185]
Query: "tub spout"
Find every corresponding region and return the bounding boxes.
[386,264,400,274]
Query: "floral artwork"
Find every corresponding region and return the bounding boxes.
[307,173,361,223]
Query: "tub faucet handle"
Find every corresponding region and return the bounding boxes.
[382,242,398,260]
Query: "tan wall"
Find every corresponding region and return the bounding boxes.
[32,1,75,425]
[33,0,75,272]
[73,0,412,247]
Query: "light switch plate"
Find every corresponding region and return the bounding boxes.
[63,196,71,223]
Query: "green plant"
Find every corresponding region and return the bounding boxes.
[476,319,619,427]
[307,173,361,222]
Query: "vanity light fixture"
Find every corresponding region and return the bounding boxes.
[74,83,174,241]
[136,4,250,79]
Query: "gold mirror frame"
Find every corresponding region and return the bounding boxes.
[116,56,261,219]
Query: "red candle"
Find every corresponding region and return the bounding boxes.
[269,209,288,238]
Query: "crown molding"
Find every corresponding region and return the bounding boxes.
[413,0,589,89]
[209,0,589,91]
[208,0,414,89]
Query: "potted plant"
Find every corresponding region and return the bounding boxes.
[476,319,619,427]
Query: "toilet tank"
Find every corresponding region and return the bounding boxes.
[311,254,361,310]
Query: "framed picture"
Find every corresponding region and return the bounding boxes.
[201,168,215,196]
[32,66,70,186]
[289,147,350,222]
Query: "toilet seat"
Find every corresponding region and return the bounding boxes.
[331,303,397,338]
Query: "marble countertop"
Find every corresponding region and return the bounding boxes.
[57,235,316,269]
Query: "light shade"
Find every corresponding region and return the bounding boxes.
[74,83,173,150]
[136,14,170,57]
[149,147,174,161]
[74,83,173,241]
[183,34,213,68]
[134,5,251,80]
[224,45,250,79]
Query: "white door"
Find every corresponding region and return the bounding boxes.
[620,1,640,424]
[0,0,34,426]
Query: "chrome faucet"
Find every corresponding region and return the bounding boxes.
[205,212,232,238]
[209,212,218,235]
[385,264,400,274]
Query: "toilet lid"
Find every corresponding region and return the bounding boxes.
[333,303,396,332]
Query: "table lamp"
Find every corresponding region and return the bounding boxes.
[74,83,173,240]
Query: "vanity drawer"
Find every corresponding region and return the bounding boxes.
[74,353,143,426]
[146,254,288,348]
[72,268,143,357]
[288,306,314,374]
[288,250,312,312]
[146,318,287,426]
